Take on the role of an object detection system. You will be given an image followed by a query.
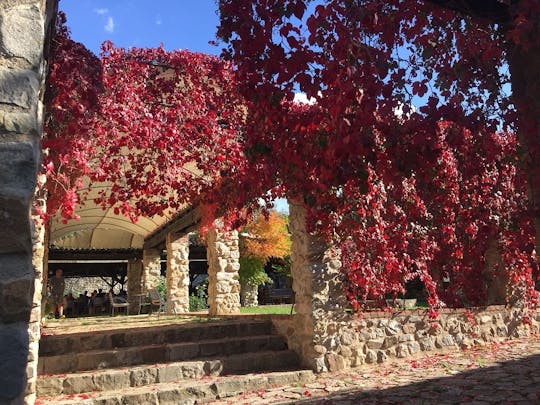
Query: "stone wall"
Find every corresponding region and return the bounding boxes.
[206,227,241,316]
[166,233,190,313]
[142,248,161,291]
[0,0,57,403]
[285,199,540,373]
[127,259,143,315]
[64,277,120,296]
[273,307,540,372]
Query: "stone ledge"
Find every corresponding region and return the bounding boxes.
[37,367,314,403]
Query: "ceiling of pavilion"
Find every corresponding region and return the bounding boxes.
[49,181,182,250]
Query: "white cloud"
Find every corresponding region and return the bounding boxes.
[93,8,109,15]
[293,92,317,105]
[104,16,115,33]
[155,15,162,25]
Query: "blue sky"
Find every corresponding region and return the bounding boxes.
[60,0,222,56]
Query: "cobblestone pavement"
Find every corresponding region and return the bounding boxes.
[209,335,540,404]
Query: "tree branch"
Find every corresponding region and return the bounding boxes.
[424,0,513,24]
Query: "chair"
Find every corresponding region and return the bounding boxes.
[148,289,177,317]
[136,293,152,315]
[148,289,165,317]
[109,292,129,316]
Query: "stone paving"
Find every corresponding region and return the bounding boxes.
[208,335,540,404]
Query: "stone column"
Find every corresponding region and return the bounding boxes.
[206,226,241,316]
[26,175,47,404]
[142,248,161,292]
[240,283,259,307]
[0,1,57,403]
[484,239,507,305]
[127,258,143,315]
[166,233,190,313]
[288,200,347,372]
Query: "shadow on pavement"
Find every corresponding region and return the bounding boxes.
[295,353,540,404]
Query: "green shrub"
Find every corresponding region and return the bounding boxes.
[239,256,272,287]
[156,276,167,300]
[189,280,208,311]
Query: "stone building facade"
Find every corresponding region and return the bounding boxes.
[0,0,57,403]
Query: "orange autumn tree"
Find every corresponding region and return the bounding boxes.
[239,210,291,306]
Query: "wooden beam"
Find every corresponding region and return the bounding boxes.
[143,205,202,249]
[48,248,142,261]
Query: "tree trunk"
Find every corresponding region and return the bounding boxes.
[508,41,540,265]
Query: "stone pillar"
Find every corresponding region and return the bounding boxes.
[484,239,507,305]
[142,248,161,292]
[25,175,47,404]
[288,200,347,372]
[166,233,190,313]
[0,1,57,403]
[240,283,259,307]
[127,258,143,315]
[206,226,241,316]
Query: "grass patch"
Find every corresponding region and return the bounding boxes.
[240,304,294,315]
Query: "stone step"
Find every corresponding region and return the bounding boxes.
[38,352,309,401]
[38,334,288,375]
[39,319,273,356]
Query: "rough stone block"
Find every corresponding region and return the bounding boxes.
[419,337,435,351]
[339,329,358,346]
[0,111,37,133]
[130,367,158,386]
[168,342,199,361]
[157,364,183,383]
[398,334,415,343]
[0,277,33,323]
[203,360,223,376]
[92,370,130,392]
[0,67,39,108]
[366,338,385,350]
[435,335,455,348]
[211,378,247,398]
[0,200,33,254]
[396,343,409,358]
[385,320,402,335]
[365,349,377,364]
[339,345,352,358]
[62,374,95,395]
[377,350,388,363]
[156,388,190,405]
[407,341,421,354]
[36,376,63,397]
[478,315,492,324]
[0,4,43,66]
[402,323,416,334]
[325,352,345,372]
[122,391,158,405]
[0,322,29,402]
[382,335,399,349]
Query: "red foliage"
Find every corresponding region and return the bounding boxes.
[44,13,249,225]
[44,2,540,316]
[216,0,539,312]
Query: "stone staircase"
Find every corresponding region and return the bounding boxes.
[36,318,313,404]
